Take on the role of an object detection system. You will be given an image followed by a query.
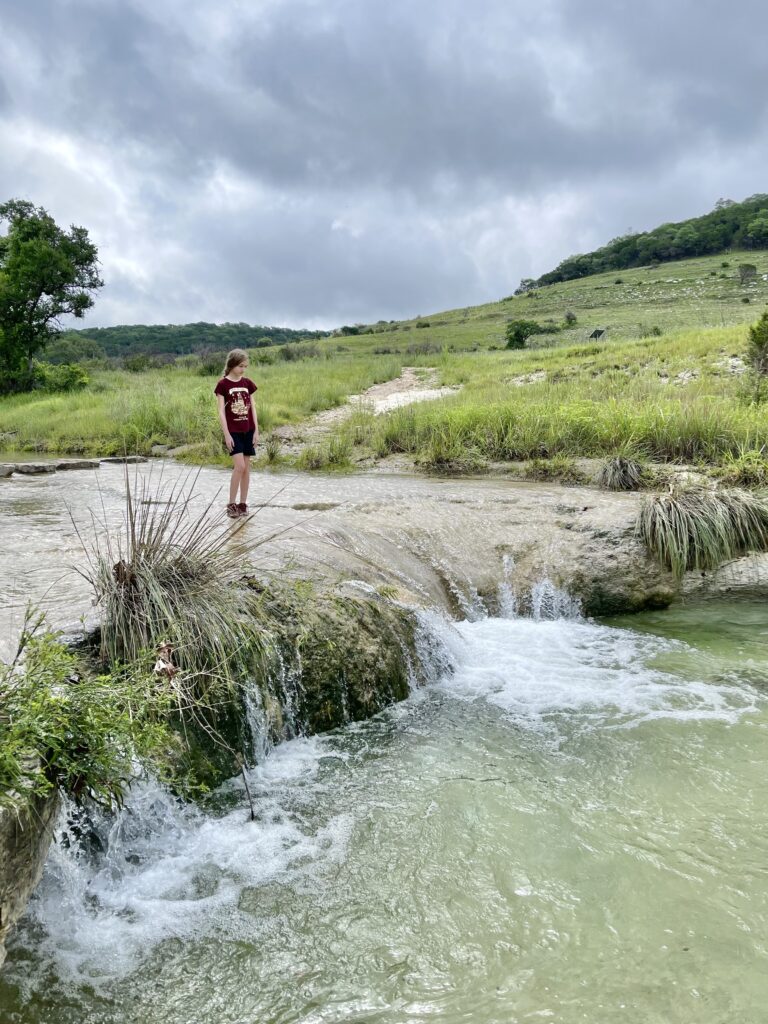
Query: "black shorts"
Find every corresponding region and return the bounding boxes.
[228,429,256,456]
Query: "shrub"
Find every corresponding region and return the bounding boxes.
[614,277,624,284]
[0,612,178,810]
[505,320,544,349]
[33,361,90,392]
[742,296,751,304]
[564,309,577,325]
[406,341,442,355]
[123,353,155,372]
[415,320,431,328]
[637,487,768,578]
[738,263,758,285]
[279,343,319,361]
[747,309,768,374]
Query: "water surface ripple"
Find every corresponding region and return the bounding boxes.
[3,607,768,1024]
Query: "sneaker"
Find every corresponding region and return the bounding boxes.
[237,503,248,516]
[226,503,239,519]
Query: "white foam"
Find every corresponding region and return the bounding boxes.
[439,617,759,729]
[14,735,351,990]
[10,612,761,995]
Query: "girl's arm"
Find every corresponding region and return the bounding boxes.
[217,394,233,451]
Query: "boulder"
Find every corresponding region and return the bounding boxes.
[55,460,100,471]
[0,466,13,478]
[13,463,56,475]
[99,455,148,464]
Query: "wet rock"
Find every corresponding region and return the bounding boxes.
[0,791,59,969]
[55,459,100,471]
[682,552,768,601]
[0,465,13,478]
[14,462,56,474]
[99,455,148,464]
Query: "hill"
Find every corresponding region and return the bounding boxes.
[359,251,768,351]
[527,194,768,289]
[55,321,329,361]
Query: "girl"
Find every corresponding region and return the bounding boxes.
[214,348,259,517]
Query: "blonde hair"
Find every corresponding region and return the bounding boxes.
[223,348,248,375]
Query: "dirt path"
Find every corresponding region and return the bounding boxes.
[271,367,459,455]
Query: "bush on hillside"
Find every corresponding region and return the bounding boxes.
[505,320,544,349]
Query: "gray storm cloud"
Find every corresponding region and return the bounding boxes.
[1,0,767,327]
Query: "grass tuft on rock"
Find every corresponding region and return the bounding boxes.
[636,486,768,578]
[79,469,268,698]
[597,455,646,491]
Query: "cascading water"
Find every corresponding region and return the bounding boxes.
[3,596,768,1024]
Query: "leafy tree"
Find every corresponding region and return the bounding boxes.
[505,319,543,349]
[0,200,103,392]
[746,216,768,248]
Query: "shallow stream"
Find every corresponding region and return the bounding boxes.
[2,600,768,1023]
[2,465,768,1021]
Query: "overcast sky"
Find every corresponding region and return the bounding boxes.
[1,0,767,329]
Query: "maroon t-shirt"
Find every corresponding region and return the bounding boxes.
[214,376,257,433]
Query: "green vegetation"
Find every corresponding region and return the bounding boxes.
[69,320,327,359]
[596,455,646,491]
[532,194,768,287]
[505,319,545,349]
[81,471,268,693]
[747,308,768,373]
[2,251,768,477]
[0,610,178,811]
[0,200,102,393]
[636,488,768,578]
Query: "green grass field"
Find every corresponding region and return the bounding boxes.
[1,251,767,474]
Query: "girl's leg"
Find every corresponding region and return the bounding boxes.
[240,458,251,505]
[230,455,245,504]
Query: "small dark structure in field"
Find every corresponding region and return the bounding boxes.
[587,328,607,340]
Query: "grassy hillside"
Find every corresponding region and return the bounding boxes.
[354,251,768,351]
[532,193,768,286]
[1,253,767,477]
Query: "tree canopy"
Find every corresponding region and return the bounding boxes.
[0,199,103,392]
[528,194,768,289]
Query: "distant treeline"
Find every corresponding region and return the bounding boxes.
[526,194,768,289]
[58,321,329,360]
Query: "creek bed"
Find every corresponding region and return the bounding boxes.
[2,603,767,1023]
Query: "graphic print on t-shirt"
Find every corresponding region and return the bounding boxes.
[229,388,249,421]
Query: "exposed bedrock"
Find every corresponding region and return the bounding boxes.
[0,792,59,970]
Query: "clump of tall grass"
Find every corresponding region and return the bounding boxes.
[597,455,646,491]
[264,433,282,463]
[295,434,352,470]
[717,449,768,487]
[78,469,268,697]
[636,486,768,578]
